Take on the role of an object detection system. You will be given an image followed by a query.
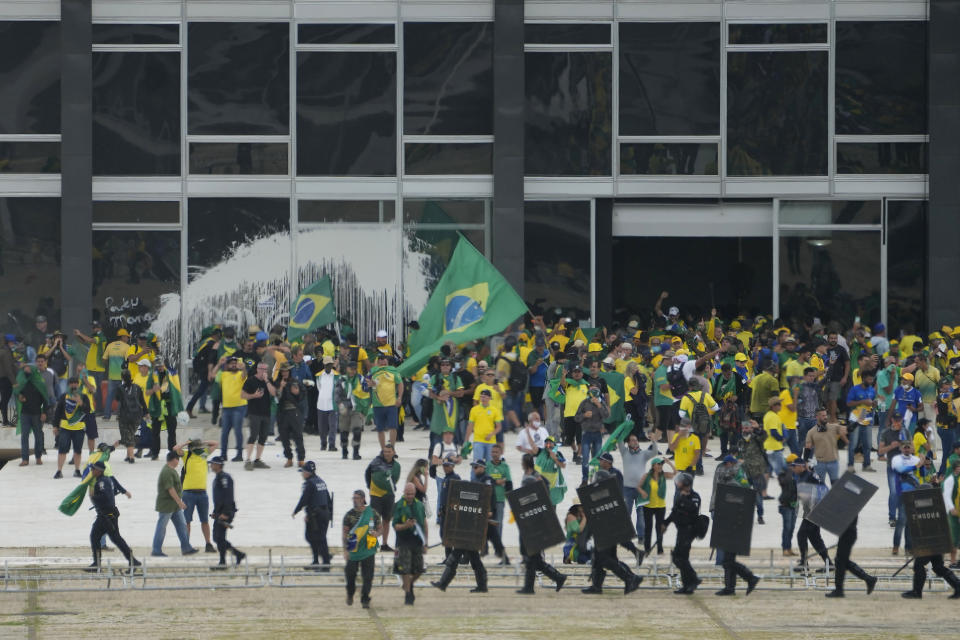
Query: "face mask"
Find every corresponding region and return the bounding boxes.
[531,420,542,428]
[902,383,912,390]
[651,346,660,354]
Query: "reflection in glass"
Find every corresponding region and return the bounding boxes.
[185,198,291,352]
[297,52,396,176]
[886,201,927,336]
[837,142,927,174]
[92,230,180,358]
[404,143,492,175]
[619,22,720,136]
[836,21,927,135]
[298,23,394,44]
[188,22,289,135]
[404,226,485,295]
[524,23,610,44]
[298,200,394,224]
[779,201,880,226]
[728,23,827,44]
[189,143,288,175]
[403,23,493,135]
[93,23,179,44]
[620,143,718,175]
[0,198,61,333]
[613,236,771,320]
[0,21,60,134]
[779,230,881,329]
[93,202,180,225]
[525,52,612,176]
[403,199,486,225]
[0,142,60,173]
[93,52,180,175]
[727,51,827,176]
[524,202,590,320]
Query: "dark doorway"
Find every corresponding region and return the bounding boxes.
[611,236,772,324]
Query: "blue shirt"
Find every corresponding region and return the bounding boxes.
[892,386,922,427]
[845,384,876,425]
[527,348,549,387]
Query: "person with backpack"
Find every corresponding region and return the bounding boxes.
[173,438,220,553]
[678,379,719,475]
[495,335,527,433]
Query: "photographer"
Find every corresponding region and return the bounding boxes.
[575,383,609,485]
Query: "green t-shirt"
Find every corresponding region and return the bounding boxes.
[653,364,673,407]
[156,464,182,513]
[392,497,426,546]
[485,459,512,503]
[104,340,131,381]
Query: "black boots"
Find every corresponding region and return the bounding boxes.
[432,562,457,591]
[470,566,488,593]
[353,446,361,460]
[342,447,348,459]
[902,569,926,598]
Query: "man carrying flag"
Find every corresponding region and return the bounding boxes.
[288,276,336,344]
[342,489,381,608]
[146,360,184,459]
[393,482,428,605]
[53,377,91,479]
[59,442,117,517]
[369,353,403,449]
[535,436,567,505]
[15,361,49,466]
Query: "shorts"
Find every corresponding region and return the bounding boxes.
[247,413,270,445]
[84,414,99,440]
[393,543,425,575]
[182,490,209,524]
[827,381,843,402]
[370,494,394,523]
[341,410,364,432]
[562,416,581,447]
[57,428,84,454]
[656,404,678,431]
[373,406,398,432]
[118,420,137,447]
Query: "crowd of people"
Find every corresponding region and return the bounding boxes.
[5,294,960,601]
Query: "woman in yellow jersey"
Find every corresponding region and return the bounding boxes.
[637,456,675,555]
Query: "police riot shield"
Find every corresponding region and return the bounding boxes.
[805,472,878,536]
[442,480,492,552]
[577,476,635,550]
[507,482,565,555]
[710,484,756,556]
[902,488,954,557]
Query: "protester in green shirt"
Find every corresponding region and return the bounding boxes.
[486,443,512,538]
[152,451,198,557]
[342,490,382,608]
[392,483,428,605]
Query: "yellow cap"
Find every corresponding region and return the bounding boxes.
[587,343,602,352]
[929,332,945,341]
[902,372,914,381]
[116,328,129,337]
[785,453,800,463]
[730,320,741,329]
[734,353,748,362]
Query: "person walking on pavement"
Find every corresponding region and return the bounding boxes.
[209,455,245,569]
[85,460,140,572]
[172,438,219,553]
[151,451,199,557]
[343,489,381,608]
[393,482,428,605]
[663,472,702,594]
[292,460,333,571]
[825,517,878,598]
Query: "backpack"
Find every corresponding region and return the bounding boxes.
[48,349,68,376]
[498,353,528,392]
[718,398,740,433]
[685,391,711,437]
[667,366,688,398]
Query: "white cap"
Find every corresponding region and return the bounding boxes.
[136,358,151,367]
[627,320,639,329]
[602,356,615,365]
[376,329,388,338]
[620,342,632,350]
[675,353,689,363]
[668,306,679,316]
[303,355,313,362]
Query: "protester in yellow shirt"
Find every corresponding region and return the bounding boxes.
[763,396,787,478]
[473,369,506,414]
[211,356,248,461]
[669,418,701,474]
[467,390,503,467]
[778,385,800,455]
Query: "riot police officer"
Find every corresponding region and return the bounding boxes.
[209,456,245,569]
[86,461,140,571]
[663,472,702,594]
[293,460,332,570]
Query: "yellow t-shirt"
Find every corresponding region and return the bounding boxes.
[550,334,570,352]
[128,346,155,366]
[181,449,209,491]
[778,388,798,430]
[469,404,503,444]
[131,369,150,404]
[647,476,666,509]
[81,374,97,413]
[672,434,701,471]
[679,390,718,417]
[763,411,784,451]
[221,370,247,408]
[84,334,106,372]
[473,382,505,414]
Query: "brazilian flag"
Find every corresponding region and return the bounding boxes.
[600,370,626,425]
[59,448,114,516]
[589,418,634,466]
[288,276,336,342]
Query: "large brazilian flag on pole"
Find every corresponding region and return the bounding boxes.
[287,276,337,343]
[399,236,528,378]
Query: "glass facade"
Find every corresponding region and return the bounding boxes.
[524,201,591,320]
[0,198,61,331]
[0,21,60,134]
[887,201,927,336]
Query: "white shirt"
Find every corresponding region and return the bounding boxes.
[515,426,549,453]
[315,371,336,411]
[431,441,459,463]
[943,474,958,514]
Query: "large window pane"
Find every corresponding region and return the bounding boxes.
[0,198,61,338]
[779,230,881,329]
[297,52,396,176]
[404,143,492,175]
[188,22,289,135]
[729,23,827,45]
[837,142,927,174]
[524,202,590,320]
[779,201,881,225]
[619,22,720,136]
[620,143,718,175]
[0,142,60,173]
[93,52,180,175]
[187,198,289,277]
[92,230,180,359]
[836,21,927,135]
[525,52,612,176]
[403,23,493,135]
[93,23,179,44]
[298,23,394,45]
[887,201,927,336]
[0,21,59,134]
[93,201,180,225]
[727,51,827,176]
[189,142,288,175]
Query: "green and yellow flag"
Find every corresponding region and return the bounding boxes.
[589,418,635,466]
[399,236,528,378]
[287,276,336,342]
[600,370,626,425]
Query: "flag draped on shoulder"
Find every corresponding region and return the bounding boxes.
[399,237,528,378]
[287,276,336,343]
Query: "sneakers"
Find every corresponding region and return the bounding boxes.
[231,453,243,462]
[74,469,81,478]
[253,459,269,469]
[866,575,878,595]
[53,470,63,479]
[183,547,199,555]
[782,549,795,557]
[746,575,759,595]
[244,460,254,471]
[861,466,876,473]
[205,543,216,553]
[757,516,765,525]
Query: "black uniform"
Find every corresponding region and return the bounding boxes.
[904,553,960,598]
[89,474,134,566]
[474,472,507,560]
[794,470,830,569]
[665,489,702,593]
[517,472,567,593]
[581,475,642,595]
[828,517,876,596]
[294,474,332,566]
[432,470,487,592]
[212,470,242,566]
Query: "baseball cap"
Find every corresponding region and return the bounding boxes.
[901,372,914,381]
[650,457,664,466]
[569,364,582,373]
[3,334,14,343]
[785,453,800,464]
[734,353,748,362]
[479,389,492,397]
[35,315,47,322]
[208,455,226,465]
[598,452,614,463]
[668,306,679,316]
[472,458,487,467]
[602,356,615,365]
[891,411,903,420]
[376,329,388,338]
[299,461,316,473]
[116,328,130,337]
[322,355,335,365]
[721,454,737,464]
[255,331,268,342]
[873,322,885,333]
[136,358,151,367]
[92,460,106,471]
[442,455,457,466]
[675,353,688,363]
